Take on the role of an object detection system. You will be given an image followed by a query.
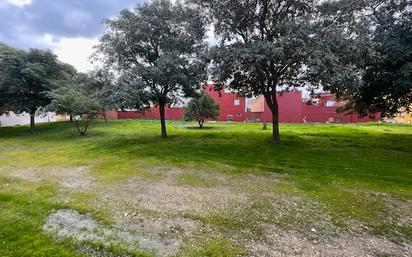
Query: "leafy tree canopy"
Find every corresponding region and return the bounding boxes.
[0,43,76,128]
[308,0,411,117]
[184,91,220,128]
[194,0,319,142]
[95,0,208,138]
[195,0,411,141]
[47,74,101,135]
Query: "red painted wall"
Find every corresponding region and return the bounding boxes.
[205,86,246,122]
[105,111,119,120]
[301,95,379,123]
[114,85,380,123]
[118,107,183,120]
[248,92,303,123]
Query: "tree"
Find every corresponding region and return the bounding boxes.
[94,69,150,115]
[312,0,412,117]
[95,0,208,138]
[78,71,113,122]
[196,0,318,142]
[184,91,220,128]
[47,74,101,136]
[0,44,75,129]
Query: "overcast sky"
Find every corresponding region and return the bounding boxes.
[0,0,144,72]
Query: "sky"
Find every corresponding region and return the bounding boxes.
[0,0,144,72]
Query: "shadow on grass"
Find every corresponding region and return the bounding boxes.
[183,126,225,130]
[88,133,411,188]
[1,120,411,189]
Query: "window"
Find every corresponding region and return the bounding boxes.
[234,99,240,106]
[237,113,241,118]
[324,101,336,107]
[227,115,233,121]
[335,117,343,123]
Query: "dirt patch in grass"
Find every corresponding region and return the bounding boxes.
[4,166,94,191]
[95,167,256,216]
[44,209,179,256]
[102,177,247,214]
[87,167,411,256]
[248,225,411,257]
[382,197,412,227]
[88,169,248,255]
[87,167,283,255]
[20,164,409,256]
[0,146,31,151]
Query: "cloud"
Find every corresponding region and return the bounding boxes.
[37,34,98,72]
[0,0,142,48]
[54,37,99,73]
[4,0,32,7]
[0,0,216,72]
[0,0,144,71]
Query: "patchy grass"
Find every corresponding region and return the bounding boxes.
[0,120,411,256]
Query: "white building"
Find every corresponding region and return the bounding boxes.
[0,112,58,127]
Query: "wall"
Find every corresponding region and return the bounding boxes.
[105,111,119,120]
[248,92,303,123]
[393,105,412,124]
[302,95,380,123]
[118,107,183,120]
[0,112,57,127]
[205,86,246,122]
[112,86,380,124]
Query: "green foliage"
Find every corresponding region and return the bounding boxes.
[47,74,101,135]
[195,0,411,139]
[96,0,208,138]
[184,92,220,128]
[309,0,412,117]
[0,44,75,128]
[350,1,411,116]
[195,0,322,142]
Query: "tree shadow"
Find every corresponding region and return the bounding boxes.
[184,126,225,130]
[1,120,411,188]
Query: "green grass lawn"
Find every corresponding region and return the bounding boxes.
[0,120,411,257]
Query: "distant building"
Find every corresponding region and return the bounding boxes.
[0,112,68,127]
[392,106,412,124]
[112,85,380,124]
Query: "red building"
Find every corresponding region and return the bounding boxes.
[113,85,380,123]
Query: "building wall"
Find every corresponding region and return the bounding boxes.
[246,92,303,123]
[302,95,380,123]
[205,86,246,122]
[118,107,183,120]
[393,105,412,124]
[105,110,119,120]
[394,114,412,124]
[0,112,58,127]
[112,85,380,124]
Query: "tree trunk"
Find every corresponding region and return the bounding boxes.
[199,119,204,128]
[29,110,36,130]
[81,117,89,135]
[103,112,108,123]
[264,93,280,142]
[74,116,89,136]
[74,118,81,135]
[70,114,74,122]
[159,102,168,138]
[271,107,280,142]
